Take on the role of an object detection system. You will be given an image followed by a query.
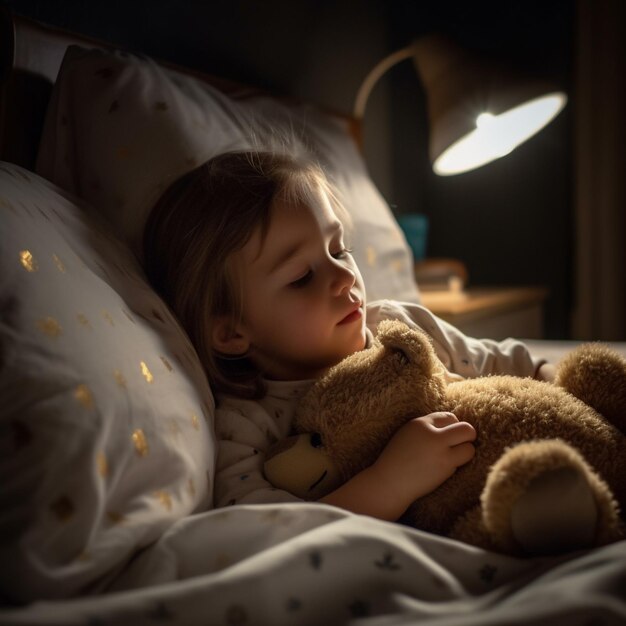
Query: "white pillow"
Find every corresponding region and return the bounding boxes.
[0,163,215,602]
[36,45,420,304]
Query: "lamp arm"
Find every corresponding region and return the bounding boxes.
[353,45,416,119]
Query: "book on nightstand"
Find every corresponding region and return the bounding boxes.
[415,258,469,304]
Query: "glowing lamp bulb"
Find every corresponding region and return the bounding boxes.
[476,112,495,129]
[434,92,567,175]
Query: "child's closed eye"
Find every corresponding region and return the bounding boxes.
[288,248,352,288]
[289,270,313,288]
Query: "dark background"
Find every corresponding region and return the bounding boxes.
[4,0,575,338]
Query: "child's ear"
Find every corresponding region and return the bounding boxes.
[211,317,250,355]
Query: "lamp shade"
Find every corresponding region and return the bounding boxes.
[354,35,567,175]
[411,35,567,175]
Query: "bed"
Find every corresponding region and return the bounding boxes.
[1,10,625,625]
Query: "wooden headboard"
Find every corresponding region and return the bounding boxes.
[0,8,360,171]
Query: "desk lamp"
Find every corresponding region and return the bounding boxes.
[354,34,567,175]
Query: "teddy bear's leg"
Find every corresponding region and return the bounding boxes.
[481,440,622,556]
[556,343,626,434]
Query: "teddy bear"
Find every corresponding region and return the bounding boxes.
[264,320,626,556]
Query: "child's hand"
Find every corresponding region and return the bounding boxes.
[372,412,476,511]
[319,412,475,522]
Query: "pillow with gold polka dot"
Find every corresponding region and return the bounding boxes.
[0,162,215,602]
[36,45,420,304]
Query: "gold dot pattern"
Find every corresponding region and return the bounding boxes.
[5,194,210,529]
[97,451,108,478]
[52,254,66,272]
[76,313,92,328]
[37,317,62,338]
[391,259,404,273]
[19,250,38,272]
[50,495,75,521]
[169,419,181,438]
[366,246,377,267]
[102,310,115,326]
[0,196,16,212]
[132,429,149,457]
[140,361,154,383]
[74,384,95,410]
[113,369,127,388]
[154,490,172,511]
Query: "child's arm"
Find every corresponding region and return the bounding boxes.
[320,412,476,521]
[367,301,548,380]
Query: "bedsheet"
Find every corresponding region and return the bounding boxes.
[1,503,625,626]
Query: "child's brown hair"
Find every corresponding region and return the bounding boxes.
[143,150,348,398]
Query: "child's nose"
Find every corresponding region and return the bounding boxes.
[331,263,356,295]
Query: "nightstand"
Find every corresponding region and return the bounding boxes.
[420,287,549,340]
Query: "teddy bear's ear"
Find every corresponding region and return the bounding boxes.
[376,320,438,373]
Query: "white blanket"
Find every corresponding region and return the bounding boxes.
[2,504,625,625]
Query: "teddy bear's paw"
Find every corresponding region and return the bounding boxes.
[510,466,598,556]
[556,343,626,433]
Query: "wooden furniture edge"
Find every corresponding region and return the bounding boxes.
[421,286,549,322]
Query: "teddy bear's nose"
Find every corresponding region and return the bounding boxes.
[310,433,323,448]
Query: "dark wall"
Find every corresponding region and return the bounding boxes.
[3,0,396,187]
[4,0,574,338]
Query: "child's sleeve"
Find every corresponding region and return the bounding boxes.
[367,300,547,379]
[214,398,303,508]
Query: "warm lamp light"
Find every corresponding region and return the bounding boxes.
[354,34,567,175]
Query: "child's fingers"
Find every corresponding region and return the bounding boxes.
[442,420,476,444]
[450,441,476,467]
[424,412,459,427]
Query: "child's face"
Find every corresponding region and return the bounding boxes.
[226,189,367,381]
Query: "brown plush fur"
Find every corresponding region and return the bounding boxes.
[290,320,626,555]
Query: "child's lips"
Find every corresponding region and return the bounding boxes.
[338,304,363,325]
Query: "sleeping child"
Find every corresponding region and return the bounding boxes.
[142,150,554,521]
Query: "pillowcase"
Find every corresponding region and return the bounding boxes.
[36,45,420,304]
[0,163,215,602]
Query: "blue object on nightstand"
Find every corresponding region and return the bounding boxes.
[398,213,429,261]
